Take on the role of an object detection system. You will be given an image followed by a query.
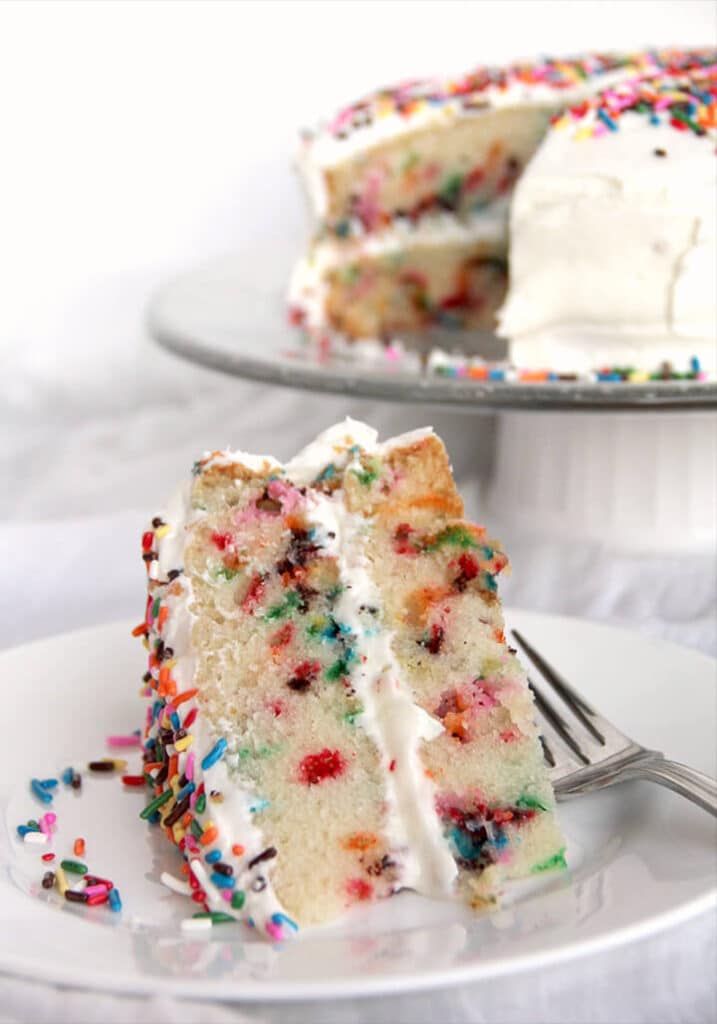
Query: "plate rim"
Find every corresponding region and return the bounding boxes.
[0,889,714,1003]
[1,612,715,1001]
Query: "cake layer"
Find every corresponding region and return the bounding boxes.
[498,64,717,372]
[137,421,564,940]
[305,104,552,236]
[289,212,507,342]
[298,50,713,236]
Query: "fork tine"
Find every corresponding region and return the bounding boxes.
[528,679,590,766]
[539,732,556,768]
[513,629,606,745]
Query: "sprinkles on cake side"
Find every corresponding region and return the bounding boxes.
[135,420,564,940]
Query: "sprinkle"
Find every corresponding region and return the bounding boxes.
[24,831,48,845]
[87,761,115,774]
[200,738,228,771]
[121,775,146,787]
[55,866,68,896]
[83,875,114,890]
[39,778,58,790]
[175,781,196,803]
[199,825,219,847]
[210,872,235,890]
[60,859,88,875]
[87,892,109,907]
[247,846,277,870]
[61,767,74,785]
[41,853,55,863]
[108,888,122,912]
[271,912,298,933]
[83,884,109,898]
[232,844,245,857]
[106,734,142,748]
[231,890,246,910]
[65,890,89,904]
[41,871,55,889]
[139,789,173,820]
[204,850,222,864]
[174,688,199,707]
[596,107,618,131]
[31,779,53,805]
[160,871,192,896]
[191,911,235,924]
[73,838,86,857]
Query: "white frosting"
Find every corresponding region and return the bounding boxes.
[288,207,508,332]
[305,480,457,896]
[284,419,380,484]
[284,418,436,480]
[499,109,717,372]
[200,450,281,475]
[147,482,290,936]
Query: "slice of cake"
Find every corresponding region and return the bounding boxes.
[498,63,717,373]
[137,420,564,940]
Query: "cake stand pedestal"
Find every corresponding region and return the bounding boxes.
[481,410,716,553]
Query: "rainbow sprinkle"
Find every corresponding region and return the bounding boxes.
[554,63,717,140]
[314,49,716,143]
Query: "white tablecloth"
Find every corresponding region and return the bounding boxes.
[1,347,715,1022]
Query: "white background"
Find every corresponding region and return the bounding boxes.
[0,4,715,1021]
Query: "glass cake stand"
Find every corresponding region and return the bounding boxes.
[147,252,717,552]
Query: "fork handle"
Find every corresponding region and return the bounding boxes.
[637,758,717,817]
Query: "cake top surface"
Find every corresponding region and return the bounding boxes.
[511,64,717,202]
[302,49,717,166]
[197,420,436,484]
[551,62,717,143]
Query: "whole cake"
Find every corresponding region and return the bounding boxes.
[290,49,716,374]
[136,421,564,940]
[499,64,717,373]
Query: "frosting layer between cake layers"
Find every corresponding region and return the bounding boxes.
[289,209,508,340]
[138,420,563,941]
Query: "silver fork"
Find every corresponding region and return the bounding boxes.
[512,629,717,817]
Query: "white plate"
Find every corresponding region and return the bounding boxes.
[1,611,715,1001]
